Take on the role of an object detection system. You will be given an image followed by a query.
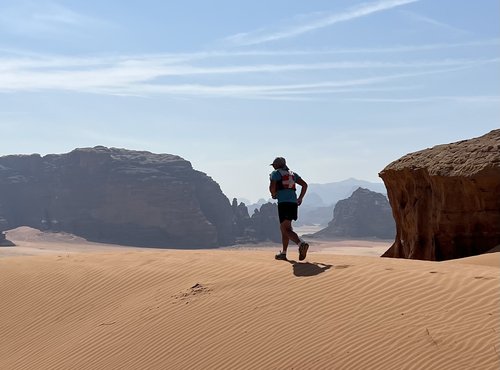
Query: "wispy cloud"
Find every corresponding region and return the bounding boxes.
[101,66,493,99]
[401,10,471,35]
[1,50,498,98]
[294,39,500,55]
[218,38,500,57]
[0,1,113,37]
[344,96,500,103]
[2,38,496,68]
[1,35,498,100]
[223,0,419,46]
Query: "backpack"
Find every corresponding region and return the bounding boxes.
[277,169,296,191]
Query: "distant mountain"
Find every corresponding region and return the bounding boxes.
[239,178,387,227]
[246,198,270,215]
[305,178,387,207]
[311,187,395,240]
[294,205,334,227]
[0,146,236,248]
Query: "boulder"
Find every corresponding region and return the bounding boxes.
[0,146,235,248]
[312,187,395,239]
[379,129,500,260]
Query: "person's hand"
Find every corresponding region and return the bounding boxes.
[297,198,303,206]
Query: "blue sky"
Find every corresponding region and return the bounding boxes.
[0,0,499,203]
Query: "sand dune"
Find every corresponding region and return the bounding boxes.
[0,243,498,369]
[446,250,500,268]
[0,227,135,257]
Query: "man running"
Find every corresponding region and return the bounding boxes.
[269,157,309,261]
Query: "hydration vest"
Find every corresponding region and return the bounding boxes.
[277,169,296,191]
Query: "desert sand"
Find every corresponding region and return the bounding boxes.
[0,228,498,369]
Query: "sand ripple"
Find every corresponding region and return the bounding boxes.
[0,250,498,369]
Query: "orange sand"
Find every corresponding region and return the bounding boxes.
[0,229,498,369]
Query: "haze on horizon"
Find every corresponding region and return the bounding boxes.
[0,0,499,203]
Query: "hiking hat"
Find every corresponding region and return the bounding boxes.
[270,157,286,168]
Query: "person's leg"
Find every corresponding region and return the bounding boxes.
[280,219,300,245]
[281,213,309,261]
[281,226,290,253]
[275,221,290,260]
[276,203,304,260]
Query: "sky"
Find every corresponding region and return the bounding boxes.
[0,0,499,203]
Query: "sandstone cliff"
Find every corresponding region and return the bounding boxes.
[379,129,500,260]
[312,187,395,239]
[0,146,235,247]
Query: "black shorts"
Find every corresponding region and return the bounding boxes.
[278,202,298,223]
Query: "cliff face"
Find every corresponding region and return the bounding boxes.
[312,187,395,239]
[379,129,500,261]
[0,146,235,248]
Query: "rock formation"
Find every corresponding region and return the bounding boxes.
[249,203,282,243]
[312,187,395,239]
[0,231,15,246]
[0,146,235,248]
[379,129,500,260]
[232,200,281,244]
[231,198,252,239]
[307,178,387,206]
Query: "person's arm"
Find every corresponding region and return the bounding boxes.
[296,178,308,206]
[269,180,278,199]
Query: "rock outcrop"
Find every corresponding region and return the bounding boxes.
[0,146,235,248]
[0,232,15,246]
[312,187,395,239]
[232,200,281,243]
[379,129,500,260]
[248,203,282,243]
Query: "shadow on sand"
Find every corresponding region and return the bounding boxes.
[285,260,333,277]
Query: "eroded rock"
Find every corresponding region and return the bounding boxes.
[379,129,500,260]
[312,187,395,239]
[0,146,234,248]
